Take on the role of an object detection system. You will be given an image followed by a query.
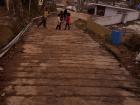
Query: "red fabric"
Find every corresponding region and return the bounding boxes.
[66,16,71,24]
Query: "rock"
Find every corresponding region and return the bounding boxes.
[0,66,4,71]
[1,92,5,97]
[120,67,126,71]
[135,61,139,64]
[127,65,133,69]
[136,53,140,62]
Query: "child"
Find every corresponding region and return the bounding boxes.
[65,13,71,30]
[56,14,61,30]
[60,11,64,22]
[63,9,67,21]
[38,7,48,28]
[37,16,46,28]
[136,52,140,64]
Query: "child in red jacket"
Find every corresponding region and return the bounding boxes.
[65,13,71,30]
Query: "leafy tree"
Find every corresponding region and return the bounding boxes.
[128,0,140,8]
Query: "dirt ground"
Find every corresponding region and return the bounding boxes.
[0,7,25,49]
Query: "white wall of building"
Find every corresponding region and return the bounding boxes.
[90,4,140,25]
[104,7,118,16]
[126,12,140,21]
[94,12,139,25]
[94,14,123,25]
[94,6,140,25]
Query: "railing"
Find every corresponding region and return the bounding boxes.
[0,16,42,58]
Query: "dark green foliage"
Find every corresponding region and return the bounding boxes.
[125,34,140,51]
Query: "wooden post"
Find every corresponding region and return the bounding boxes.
[6,0,10,11]
[29,0,31,15]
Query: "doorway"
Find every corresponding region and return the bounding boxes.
[88,7,95,15]
[97,5,105,16]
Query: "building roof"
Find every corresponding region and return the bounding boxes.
[88,3,138,12]
[56,3,65,7]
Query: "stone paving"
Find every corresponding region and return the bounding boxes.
[0,16,140,105]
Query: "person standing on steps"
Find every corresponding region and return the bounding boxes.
[44,7,49,27]
[60,11,64,22]
[38,7,49,28]
[56,14,61,30]
[63,9,68,21]
[65,13,71,30]
[59,11,64,28]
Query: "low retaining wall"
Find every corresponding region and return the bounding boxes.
[87,17,111,38]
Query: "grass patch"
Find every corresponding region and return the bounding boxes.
[0,17,25,49]
[124,34,140,51]
[74,19,87,30]
[0,25,14,49]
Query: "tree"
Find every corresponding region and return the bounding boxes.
[127,0,140,8]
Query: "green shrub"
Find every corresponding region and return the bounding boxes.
[125,34,140,51]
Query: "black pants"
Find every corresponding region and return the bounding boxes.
[56,23,61,30]
[38,17,46,28]
[65,23,70,30]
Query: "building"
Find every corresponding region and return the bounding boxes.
[87,3,140,25]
